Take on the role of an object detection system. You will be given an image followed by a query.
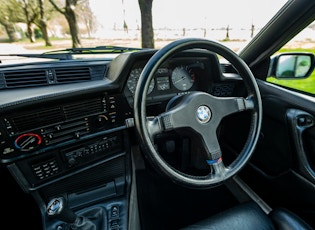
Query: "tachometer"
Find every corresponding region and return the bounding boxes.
[171,66,195,91]
[127,68,155,95]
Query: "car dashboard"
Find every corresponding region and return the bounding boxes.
[0,48,244,229]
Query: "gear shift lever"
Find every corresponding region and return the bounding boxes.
[47,197,97,230]
[47,197,77,224]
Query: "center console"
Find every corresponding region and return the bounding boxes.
[1,93,133,230]
[7,128,131,230]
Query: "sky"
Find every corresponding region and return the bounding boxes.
[89,0,288,30]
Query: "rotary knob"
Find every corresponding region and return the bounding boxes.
[14,133,42,151]
[96,115,108,126]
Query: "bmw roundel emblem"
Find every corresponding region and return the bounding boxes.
[196,105,211,123]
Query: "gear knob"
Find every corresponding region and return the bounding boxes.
[47,197,77,223]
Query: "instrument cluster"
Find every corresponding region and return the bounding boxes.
[124,56,212,104]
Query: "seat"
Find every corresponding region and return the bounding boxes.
[181,201,313,230]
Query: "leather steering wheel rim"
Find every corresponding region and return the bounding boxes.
[134,38,262,188]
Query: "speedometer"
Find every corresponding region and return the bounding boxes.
[127,68,155,95]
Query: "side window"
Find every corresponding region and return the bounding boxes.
[266,22,315,96]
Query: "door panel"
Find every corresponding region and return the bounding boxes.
[286,108,315,183]
[238,80,315,227]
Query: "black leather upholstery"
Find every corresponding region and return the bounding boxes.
[181,202,313,230]
[269,207,313,230]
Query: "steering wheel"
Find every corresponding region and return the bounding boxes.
[133,38,262,188]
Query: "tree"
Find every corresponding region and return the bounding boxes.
[48,0,82,48]
[0,0,54,45]
[20,0,38,43]
[77,0,95,38]
[251,23,255,38]
[37,0,52,46]
[122,0,128,34]
[225,25,230,41]
[0,17,19,42]
[138,0,154,48]
[0,0,22,42]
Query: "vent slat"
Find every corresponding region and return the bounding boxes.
[6,72,45,76]
[4,70,47,88]
[9,97,103,133]
[11,108,64,132]
[43,118,90,145]
[221,64,238,73]
[42,120,87,134]
[64,98,103,119]
[48,125,88,138]
[45,129,89,145]
[65,103,101,111]
[55,67,91,83]
[56,72,89,75]
[6,79,47,83]
[7,76,47,80]
[1,66,94,89]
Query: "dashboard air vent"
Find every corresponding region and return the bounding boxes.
[11,107,64,132]
[220,63,238,73]
[55,67,91,83]
[64,98,104,119]
[4,69,47,88]
[7,97,104,133]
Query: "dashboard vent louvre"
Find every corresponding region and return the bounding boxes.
[220,63,238,73]
[42,118,90,145]
[64,98,104,119]
[55,67,91,83]
[4,69,47,88]
[210,83,235,97]
[11,108,64,132]
[8,97,104,133]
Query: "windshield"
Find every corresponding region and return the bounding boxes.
[0,0,288,63]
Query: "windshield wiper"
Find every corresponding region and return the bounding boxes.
[0,45,145,61]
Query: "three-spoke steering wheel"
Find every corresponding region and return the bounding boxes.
[133,38,262,188]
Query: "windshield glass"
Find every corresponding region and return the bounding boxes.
[0,0,288,63]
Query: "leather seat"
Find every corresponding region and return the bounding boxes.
[181,201,313,230]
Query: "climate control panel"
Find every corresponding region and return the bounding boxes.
[0,94,132,164]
